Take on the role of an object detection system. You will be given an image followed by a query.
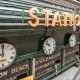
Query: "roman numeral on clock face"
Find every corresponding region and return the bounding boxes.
[10,56,14,59]
[2,63,4,66]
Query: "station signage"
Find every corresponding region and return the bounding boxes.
[64,45,79,62]
[0,60,29,80]
[33,50,61,78]
[27,8,80,27]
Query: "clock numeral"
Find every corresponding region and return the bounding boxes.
[53,43,56,45]
[43,49,46,51]
[49,38,50,40]
[45,40,48,44]
[7,44,9,48]
[10,56,14,59]
[10,47,13,50]
[48,50,50,53]
[43,49,46,53]
[2,63,4,66]
[74,41,76,43]
[7,61,10,63]
[46,51,48,54]
[12,52,15,54]
[43,46,46,49]
[53,47,55,49]
[43,48,47,53]
[70,39,73,42]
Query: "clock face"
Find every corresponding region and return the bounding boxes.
[43,37,56,55]
[0,43,16,70]
[69,34,76,47]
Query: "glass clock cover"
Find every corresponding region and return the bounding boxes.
[69,34,76,47]
[0,43,16,70]
[43,37,56,55]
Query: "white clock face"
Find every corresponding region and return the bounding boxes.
[43,37,56,55]
[0,43,16,70]
[69,34,76,47]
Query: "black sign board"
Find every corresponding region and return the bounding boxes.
[33,50,61,77]
[0,60,29,80]
[64,45,79,62]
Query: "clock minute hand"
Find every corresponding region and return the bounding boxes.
[46,43,50,46]
[1,44,4,57]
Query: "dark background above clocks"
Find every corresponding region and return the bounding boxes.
[0,26,79,56]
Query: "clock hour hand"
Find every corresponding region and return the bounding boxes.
[1,44,4,57]
[45,41,50,46]
[70,40,73,41]
[46,43,50,46]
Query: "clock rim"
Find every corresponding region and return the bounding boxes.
[42,37,56,55]
[69,34,76,47]
[0,42,17,70]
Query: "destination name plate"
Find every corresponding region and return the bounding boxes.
[33,50,61,77]
[64,45,79,62]
[0,60,29,80]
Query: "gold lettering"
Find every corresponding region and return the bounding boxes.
[46,57,49,61]
[19,66,24,70]
[42,57,45,62]
[38,60,42,63]
[28,8,39,27]
[76,16,80,26]
[52,55,54,59]
[41,10,52,26]
[36,60,55,71]
[35,61,38,65]
[11,64,28,74]
[49,56,52,60]
[27,8,80,28]
[75,49,79,52]
[69,14,73,26]
[65,53,68,56]
[5,76,17,80]
[0,71,8,78]
[16,67,19,72]
[69,52,72,55]
[51,12,62,27]
[62,12,67,26]
[11,69,15,74]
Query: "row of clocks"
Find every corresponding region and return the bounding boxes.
[41,34,77,55]
[0,33,76,70]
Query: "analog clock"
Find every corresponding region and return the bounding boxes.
[42,37,56,55]
[69,34,76,47]
[0,43,16,70]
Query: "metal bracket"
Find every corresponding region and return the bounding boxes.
[73,9,76,31]
[55,65,58,75]
[76,56,80,62]
[45,27,54,35]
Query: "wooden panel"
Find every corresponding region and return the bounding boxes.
[33,50,61,78]
[64,45,79,62]
[0,60,29,80]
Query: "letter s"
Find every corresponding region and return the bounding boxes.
[28,8,39,27]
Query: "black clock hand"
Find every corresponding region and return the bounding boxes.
[46,43,50,46]
[1,44,4,57]
[45,41,50,46]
